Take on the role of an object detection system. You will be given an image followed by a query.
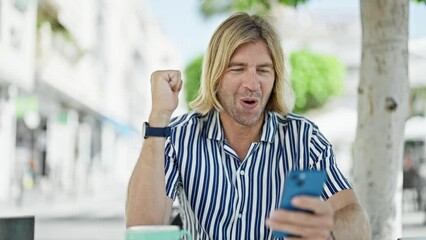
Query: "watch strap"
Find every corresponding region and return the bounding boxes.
[144,122,171,138]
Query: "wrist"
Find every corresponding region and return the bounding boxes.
[142,122,171,139]
[148,111,172,127]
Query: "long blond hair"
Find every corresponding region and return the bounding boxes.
[190,12,294,115]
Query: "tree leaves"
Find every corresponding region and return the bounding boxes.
[183,50,345,113]
[201,0,307,16]
[278,0,311,8]
[184,55,204,110]
[290,50,345,113]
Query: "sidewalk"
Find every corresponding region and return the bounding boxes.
[0,186,126,220]
[0,186,127,240]
[402,211,426,237]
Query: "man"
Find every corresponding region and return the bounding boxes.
[126,12,371,239]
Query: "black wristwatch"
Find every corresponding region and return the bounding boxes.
[142,122,171,139]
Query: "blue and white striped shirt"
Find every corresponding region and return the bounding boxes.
[164,110,351,239]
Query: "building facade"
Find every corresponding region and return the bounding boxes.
[0,0,184,205]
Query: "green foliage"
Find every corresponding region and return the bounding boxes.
[37,4,84,62]
[278,0,311,7]
[37,6,71,39]
[197,0,346,113]
[201,0,310,16]
[232,0,271,15]
[184,55,204,110]
[201,0,424,19]
[201,0,230,17]
[410,87,426,117]
[183,51,345,113]
[290,50,345,113]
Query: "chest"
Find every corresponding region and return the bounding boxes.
[175,140,315,239]
[178,139,313,208]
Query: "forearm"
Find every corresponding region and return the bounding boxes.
[126,137,172,227]
[333,203,371,240]
[126,70,182,227]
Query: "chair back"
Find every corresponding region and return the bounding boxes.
[0,216,35,240]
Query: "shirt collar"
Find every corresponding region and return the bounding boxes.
[205,110,277,143]
[206,110,224,141]
[260,112,278,143]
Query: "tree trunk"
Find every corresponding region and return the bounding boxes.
[353,0,409,239]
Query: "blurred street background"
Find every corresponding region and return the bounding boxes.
[1,0,426,239]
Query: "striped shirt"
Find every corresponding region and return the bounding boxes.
[164,110,351,239]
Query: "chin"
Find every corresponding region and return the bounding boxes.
[236,114,262,127]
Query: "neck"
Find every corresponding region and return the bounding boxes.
[219,112,264,161]
[219,113,264,145]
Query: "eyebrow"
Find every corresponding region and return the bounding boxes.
[228,62,274,68]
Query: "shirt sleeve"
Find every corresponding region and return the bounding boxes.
[164,138,181,200]
[309,126,352,200]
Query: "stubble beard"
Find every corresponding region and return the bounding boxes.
[220,92,267,127]
[233,109,263,127]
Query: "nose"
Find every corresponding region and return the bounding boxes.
[243,67,260,91]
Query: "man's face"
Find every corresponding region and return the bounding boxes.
[217,40,275,127]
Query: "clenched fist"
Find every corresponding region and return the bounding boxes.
[149,70,183,127]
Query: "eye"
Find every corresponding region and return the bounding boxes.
[257,68,271,74]
[229,67,243,72]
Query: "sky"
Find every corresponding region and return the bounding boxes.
[146,0,227,64]
[146,0,426,64]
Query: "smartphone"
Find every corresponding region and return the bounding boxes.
[272,170,327,239]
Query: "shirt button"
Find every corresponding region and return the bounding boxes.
[240,170,245,176]
[237,213,242,218]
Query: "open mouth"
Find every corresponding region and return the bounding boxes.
[240,98,258,109]
[243,100,256,104]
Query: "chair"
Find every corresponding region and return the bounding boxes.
[0,216,35,240]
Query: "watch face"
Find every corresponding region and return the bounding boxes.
[142,122,148,138]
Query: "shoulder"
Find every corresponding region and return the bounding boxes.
[273,112,329,145]
[169,112,209,130]
[274,112,320,132]
[166,112,212,146]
